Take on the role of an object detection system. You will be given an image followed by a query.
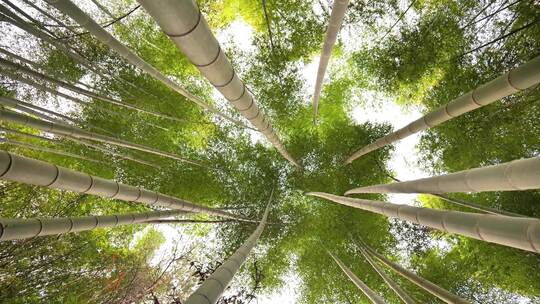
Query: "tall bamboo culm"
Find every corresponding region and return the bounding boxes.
[327,250,386,304]
[0,109,204,167]
[0,209,182,241]
[312,0,349,124]
[0,150,248,221]
[356,240,471,304]
[345,156,540,194]
[307,192,540,253]
[45,0,250,129]
[136,0,301,169]
[354,241,416,304]
[345,55,540,164]
[184,195,272,304]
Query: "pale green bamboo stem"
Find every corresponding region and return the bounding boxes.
[345,156,540,194]
[355,242,416,304]
[136,0,301,168]
[0,151,248,222]
[327,250,386,304]
[312,0,349,125]
[307,192,540,253]
[184,194,272,304]
[0,95,79,126]
[45,0,253,130]
[0,209,181,241]
[0,109,205,167]
[345,55,540,164]
[433,193,525,217]
[0,138,107,165]
[357,240,471,304]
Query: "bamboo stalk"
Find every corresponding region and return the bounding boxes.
[356,240,471,304]
[327,250,386,304]
[345,55,540,164]
[0,95,79,126]
[345,156,540,194]
[184,191,272,304]
[45,0,253,130]
[136,0,301,168]
[354,240,416,304]
[307,192,540,253]
[0,209,182,241]
[312,0,349,125]
[0,150,250,222]
[0,109,205,167]
[433,193,525,217]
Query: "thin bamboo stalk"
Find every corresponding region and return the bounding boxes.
[0,109,205,167]
[345,55,540,164]
[0,150,249,222]
[433,193,525,217]
[327,250,386,304]
[0,138,107,165]
[136,0,301,168]
[0,57,183,122]
[345,156,540,194]
[0,209,182,241]
[0,96,66,125]
[307,192,540,253]
[45,0,252,129]
[0,95,79,126]
[184,192,272,304]
[357,240,471,304]
[355,241,416,304]
[312,0,349,125]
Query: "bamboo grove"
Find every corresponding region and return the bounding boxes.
[0,0,539,303]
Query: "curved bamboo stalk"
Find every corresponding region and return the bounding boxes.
[357,240,471,304]
[0,138,107,165]
[0,150,249,222]
[345,156,540,195]
[184,192,272,304]
[0,57,184,123]
[312,0,349,125]
[0,109,205,167]
[307,192,540,253]
[345,55,540,164]
[327,250,386,303]
[45,0,253,130]
[0,209,182,241]
[0,127,161,169]
[354,241,416,304]
[136,0,301,168]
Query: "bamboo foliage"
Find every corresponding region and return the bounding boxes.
[307,192,540,253]
[354,241,416,304]
[184,196,272,304]
[136,0,301,169]
[0,151,248,221]
[345,55,540,164]
[45,0,251,129]
[357,240,471,304]
[0,209,182,241]
[345,156,540,194]
[312,0,349,124]
[327,250,386,304]
[0,109,205,167]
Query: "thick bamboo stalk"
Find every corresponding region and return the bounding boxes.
[312,0,349,125]
[307,192,540,253]
[345,156,540,195]
[345,55,540,164]
[184,197,272,304]
[0,150,248,222]
[136,0,301,168]
[327,250,386,304]
[357,240,471,304]
[45,0,251,129]
[0,109,205,167]
[0,209,182,241]
[0,57,183,122]
[355,242,416,304]
[0,138,107,165]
